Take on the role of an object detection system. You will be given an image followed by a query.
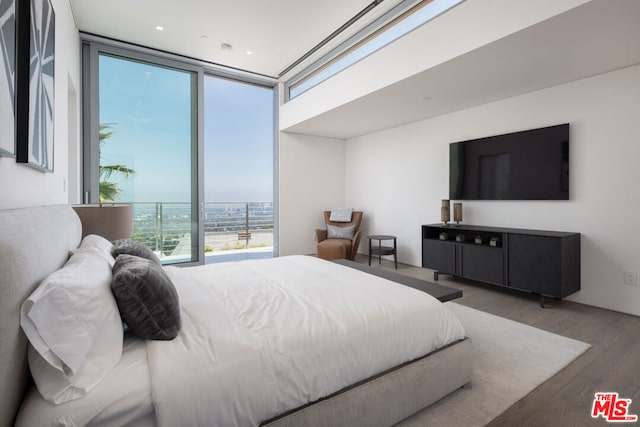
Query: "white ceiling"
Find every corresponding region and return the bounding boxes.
[69,0,403,78]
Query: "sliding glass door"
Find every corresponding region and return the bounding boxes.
[87,49,200,264]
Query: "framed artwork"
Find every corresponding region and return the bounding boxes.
[0,0,16,157]
[16,0,54,172]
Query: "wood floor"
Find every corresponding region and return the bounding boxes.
[353,254,640,426]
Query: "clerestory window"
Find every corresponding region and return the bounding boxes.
[285,0,465,101]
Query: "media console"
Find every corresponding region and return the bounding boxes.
[421,224,580,307]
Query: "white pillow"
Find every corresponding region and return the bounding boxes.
[73,234,116,266]
[20,247,123,404]
[327,224,355,240]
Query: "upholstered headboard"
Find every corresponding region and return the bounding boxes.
[0,205,82,426]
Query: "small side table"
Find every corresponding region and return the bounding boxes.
[368,235,397,269]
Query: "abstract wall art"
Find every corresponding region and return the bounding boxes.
[16,0,54,172]
[0,0,16,157]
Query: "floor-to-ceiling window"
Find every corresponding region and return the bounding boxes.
[203,76,274,263]
[81,40,277,265]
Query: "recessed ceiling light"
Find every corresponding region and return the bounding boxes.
[200,35,208,39]
[156,26,164,31]
[221,43,232,51]
[246,51,253,55]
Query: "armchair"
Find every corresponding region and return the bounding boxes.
[315,211,363,261]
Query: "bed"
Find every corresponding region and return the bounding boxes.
[0,204,472,427]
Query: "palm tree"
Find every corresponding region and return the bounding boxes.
[99,124,135,202]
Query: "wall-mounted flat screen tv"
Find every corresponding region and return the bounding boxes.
[449,124,569,200]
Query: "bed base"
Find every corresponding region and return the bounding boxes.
[264,338,472,427]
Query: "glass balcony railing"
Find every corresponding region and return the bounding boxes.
[125,201,274,263]
[203,201,274,254]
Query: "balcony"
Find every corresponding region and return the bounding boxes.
[127,201,274,264]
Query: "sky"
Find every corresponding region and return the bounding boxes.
[203,75,273,202]
[99,54,274,204]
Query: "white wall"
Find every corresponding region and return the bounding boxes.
[346,64,640,316]
[0,0,80,210]
[278,132,346,255]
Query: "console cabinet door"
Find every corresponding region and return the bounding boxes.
[422,239,456,275]
[460,244,504,285]
[508,234,561,295]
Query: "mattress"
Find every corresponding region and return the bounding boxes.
[16,255,465,426]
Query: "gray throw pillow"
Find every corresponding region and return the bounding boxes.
[111,254,181,340]
[112,240,161,265]
[327,224,355,240]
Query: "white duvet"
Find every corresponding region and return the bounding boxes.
[149,255,465,427]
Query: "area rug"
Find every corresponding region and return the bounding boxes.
[398,302,591,426]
